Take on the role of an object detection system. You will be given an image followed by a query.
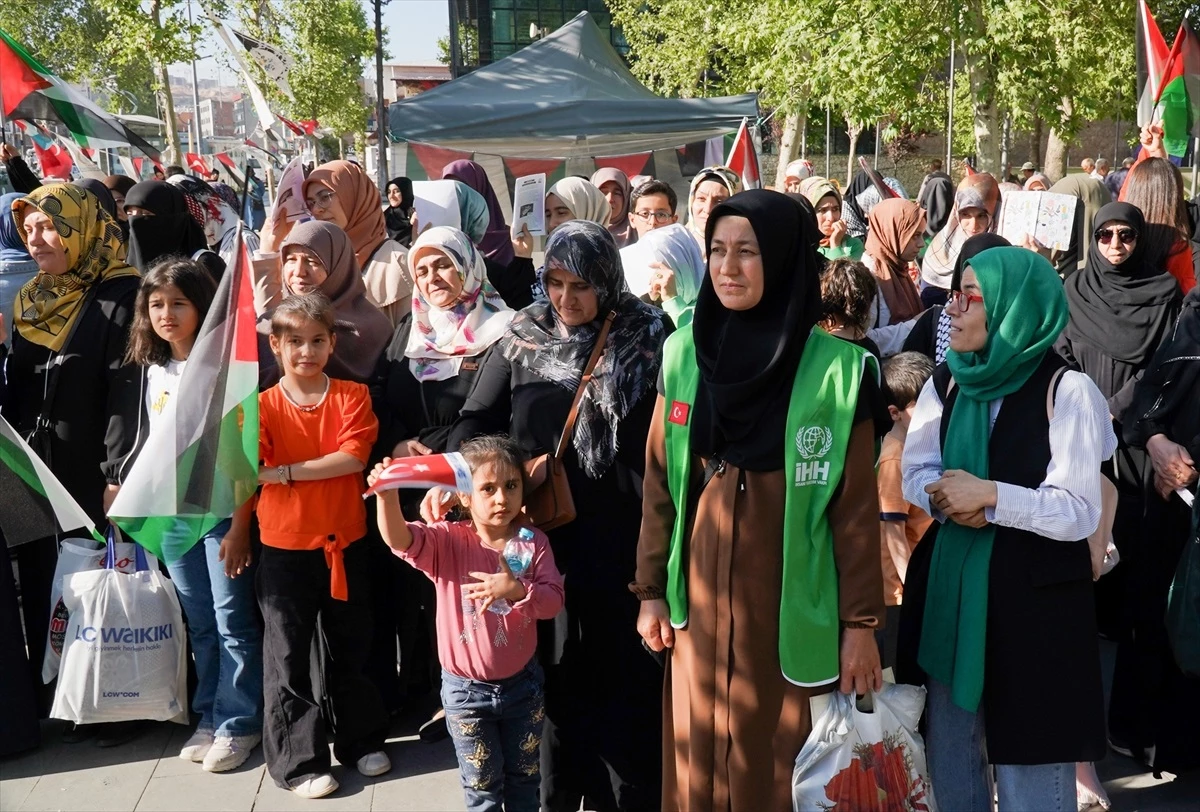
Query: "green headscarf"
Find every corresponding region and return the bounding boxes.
[452,181,490,245]
[919,246,1069,712]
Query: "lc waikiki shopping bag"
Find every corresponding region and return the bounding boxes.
[51,531,187,724]
[42,534,156,683]
[793,684,935,812]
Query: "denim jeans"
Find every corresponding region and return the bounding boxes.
[166,519,263,737]
[926,679,1074,812]
[441,660,545,812]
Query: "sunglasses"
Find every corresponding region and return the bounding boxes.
[950,289,984,313]
[1095,227,1137,245]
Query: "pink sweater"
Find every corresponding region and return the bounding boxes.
[397,521,565,681]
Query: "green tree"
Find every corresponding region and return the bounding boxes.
[437,21,479,70]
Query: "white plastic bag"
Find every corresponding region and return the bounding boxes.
[50,537,187,725]
[793,684,935,812]
[42,535,153,683]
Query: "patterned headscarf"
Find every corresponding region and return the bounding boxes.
[405,226,513,381]
[502,220,670,479]
[12,183,138,350]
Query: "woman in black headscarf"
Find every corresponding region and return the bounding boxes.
[633,189,886,811]
[444,220,670,812]
[122,180,212,274]
[384,177,414,246]
[903,233,1011,364]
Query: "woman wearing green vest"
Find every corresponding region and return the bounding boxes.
[633,189,887,811]
[900,247,1116,811]
[799,176,865,261]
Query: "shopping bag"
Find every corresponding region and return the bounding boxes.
[793,684,935,812]
[1166,493,1200,677]
[50,530,187,724]
[42,534,155,683]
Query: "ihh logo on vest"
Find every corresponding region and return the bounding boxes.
[794,426,834,487]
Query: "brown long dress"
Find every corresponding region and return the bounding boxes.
[633,396,885,812]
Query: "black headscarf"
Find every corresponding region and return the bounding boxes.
[124,180,209,273]
[918,172,955,238]
[691,189,823,471]
[73,179,117,221]
[1064,202,1182,363]
[951,233,1012,290]
[385,176,414,246]
[502,220,669,479]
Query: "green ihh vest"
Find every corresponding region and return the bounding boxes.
[661,324,875,686]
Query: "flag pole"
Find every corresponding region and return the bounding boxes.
[1192,138,1199,197]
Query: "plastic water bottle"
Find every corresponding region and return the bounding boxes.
[488,527,536,616]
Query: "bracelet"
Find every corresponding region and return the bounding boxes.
[277,464,287,485]
[287,464,293,483]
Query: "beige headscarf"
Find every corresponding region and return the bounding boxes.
[921,173,1002,290]
[590,167,637,248]
[547,177,611,228]
[864,199,926,324]
[301,160,388,270]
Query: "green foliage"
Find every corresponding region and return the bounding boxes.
[437,22,480,68]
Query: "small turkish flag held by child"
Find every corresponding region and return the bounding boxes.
[363,452,474,498]
[668,401,691,426]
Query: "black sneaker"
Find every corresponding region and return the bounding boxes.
[95,720,146,748]
[418,708,448,743]
[61,723,95,744]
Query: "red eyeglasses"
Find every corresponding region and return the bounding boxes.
[950,290,984,313]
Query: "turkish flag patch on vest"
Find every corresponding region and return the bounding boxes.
[668,401,690,425]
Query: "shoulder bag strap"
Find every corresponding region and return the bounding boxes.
[553,311,616,461]
[35,283,101,432]
[1045,366,1068,421]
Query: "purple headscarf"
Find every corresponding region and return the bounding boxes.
[442,159,514,265]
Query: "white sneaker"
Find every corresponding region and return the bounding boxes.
[356,750,391,777]
[290,773,339,799]
[201,732,261,773]
[178,728,214,762]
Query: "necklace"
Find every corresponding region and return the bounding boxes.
[281,374,330,412]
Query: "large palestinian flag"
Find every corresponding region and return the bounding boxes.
[1137,0,1171,127]
[0,416,97,547]
[1155,20,1200,158]
[0,26,161,159]
[107,229,259,563]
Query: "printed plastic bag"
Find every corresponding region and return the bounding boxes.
[793,684,935,812]
[50,533,187,724]
[42,534,153,683]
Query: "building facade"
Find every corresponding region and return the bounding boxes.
[450,0,626,70]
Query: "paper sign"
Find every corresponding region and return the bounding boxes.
[412,180,462,235]
[997,191,1077,251]
[1178,488,1195,508]
[512,173,546,237]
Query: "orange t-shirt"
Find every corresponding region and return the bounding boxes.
[257,377,378,599]
[877,430,933,606]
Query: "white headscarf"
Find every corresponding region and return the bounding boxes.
[632,223,706,305]
[547,177,611,228]
[784,159,814,182]
[405,226,514,381]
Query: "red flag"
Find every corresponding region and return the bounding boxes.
[1138,0,1172,125]
[410,142,473,179]
[725,118,761,190]
[858,156,900,199]
[132,157,144,176]
[594,153,651,179]
[276,114,305,136]
[215,152,237,171]
[186,153,209,174]
[363,453,474,498]
[15,120,73,180]
[300,119,319,135]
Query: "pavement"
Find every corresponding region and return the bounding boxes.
[2,643,1199,811]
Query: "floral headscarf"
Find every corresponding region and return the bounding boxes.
[405,226,513,382]
[13,183,138,350]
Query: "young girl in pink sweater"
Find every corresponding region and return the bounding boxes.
[369,435,564,812]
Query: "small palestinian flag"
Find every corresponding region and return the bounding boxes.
[0,415,97,547]
[1137,0,1172,127]
[364,453,474,498]
[1155,19,1200,158]
[725,117,761,190]
[108,229,259,562]
[0,26,160,159]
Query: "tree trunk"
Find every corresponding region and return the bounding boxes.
[962,1,1001,173]
[845,120,862,188]
[1044,97,1074,183]
[1030,117,1043,168]
[774,110,803,189]
[150,0,182,163]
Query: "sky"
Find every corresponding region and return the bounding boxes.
[185,0,450,82]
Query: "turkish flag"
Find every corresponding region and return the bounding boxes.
[668,401,691,426]
[363,452,474,498]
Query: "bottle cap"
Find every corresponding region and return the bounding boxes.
[518,527,536,540]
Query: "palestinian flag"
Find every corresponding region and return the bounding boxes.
[13,120,72,180]
[1155,20,1200,158]
[0,415,97,547]
[725,117,761,190]
[0,26,161,159]
[1137,0,1171,127]
[108,229,259,563]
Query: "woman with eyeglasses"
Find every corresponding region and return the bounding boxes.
[921,173,1002,308]
[901,246,1116,812]
[799,177,864,261]
[302,161,412,327]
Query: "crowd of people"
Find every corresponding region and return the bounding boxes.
[0,125,1197,812]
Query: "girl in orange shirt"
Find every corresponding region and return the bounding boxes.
[256,293,389,799]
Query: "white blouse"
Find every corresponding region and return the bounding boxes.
[901,370,1118,541]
